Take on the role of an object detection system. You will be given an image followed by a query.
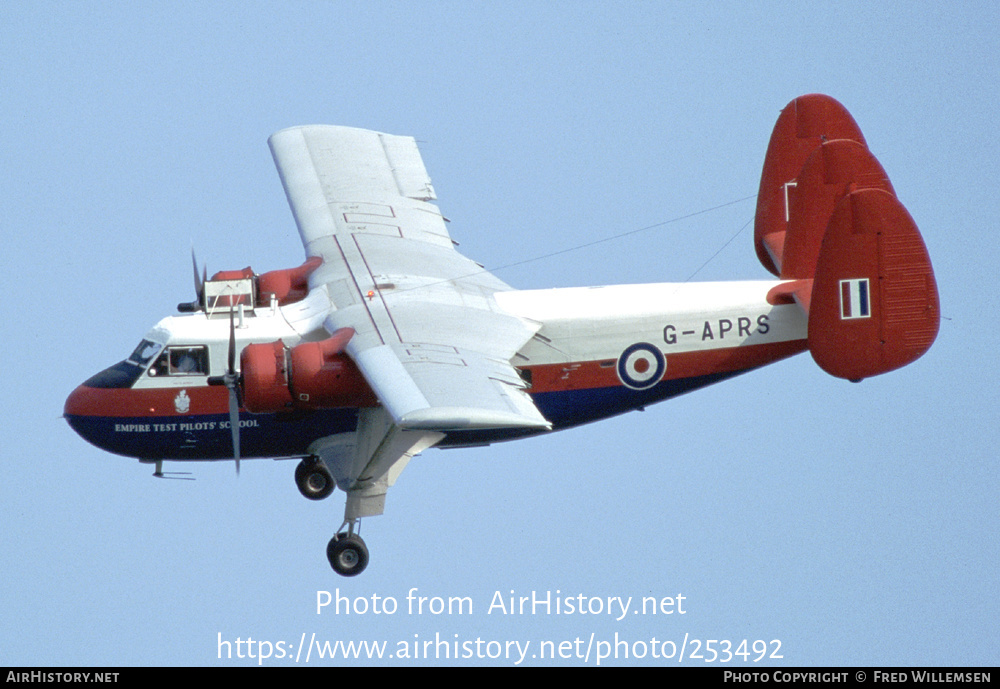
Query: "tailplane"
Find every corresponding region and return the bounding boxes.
[757,95,939,380]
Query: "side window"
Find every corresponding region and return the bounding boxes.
[149,346,209,377]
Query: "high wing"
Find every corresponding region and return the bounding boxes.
[268,125,550,438]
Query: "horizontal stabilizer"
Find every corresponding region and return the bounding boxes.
[808,189,939,380]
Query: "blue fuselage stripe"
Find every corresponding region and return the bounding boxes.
[67,369,754,459]
[65,409,360,460]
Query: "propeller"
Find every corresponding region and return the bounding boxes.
[209,304,242,475]
[188,249,242,473]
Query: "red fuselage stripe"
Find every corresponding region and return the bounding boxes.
[525,339,807,393]
[65,340,807,419]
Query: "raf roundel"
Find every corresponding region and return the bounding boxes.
[616,343,666,390]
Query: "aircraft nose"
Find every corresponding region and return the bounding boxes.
[64,383,98,438]
[63,381,127,456]
[64,361,141,424]
[64,384,88,418]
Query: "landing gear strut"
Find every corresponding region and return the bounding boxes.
[327,523,369,576]
[295,456,334,500]
[295,456,372,575]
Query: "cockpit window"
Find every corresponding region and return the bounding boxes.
[148,346,210,377]
[127,339,163,368]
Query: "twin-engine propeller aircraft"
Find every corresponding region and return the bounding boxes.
[65,95,939,576]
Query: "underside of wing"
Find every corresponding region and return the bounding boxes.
[349,342,549,432]
[269,125,550,434]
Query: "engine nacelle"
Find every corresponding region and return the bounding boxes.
[240,328,377,413]
[241,340,293,412]
[258,256,322,306]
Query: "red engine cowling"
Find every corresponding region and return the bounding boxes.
[240,328,377,413]
[241,340,293,412]
[258,256,323,306]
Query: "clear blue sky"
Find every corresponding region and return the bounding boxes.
[3,1,997,666]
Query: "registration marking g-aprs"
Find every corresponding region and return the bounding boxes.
[617,343,666,390]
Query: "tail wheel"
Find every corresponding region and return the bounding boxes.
[295,458,334,500]
[327,533,369,577]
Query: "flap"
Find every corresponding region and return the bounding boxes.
[348,342,550,431]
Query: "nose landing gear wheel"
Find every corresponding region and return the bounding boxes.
[327,533,369,577]
[295,457,334,501]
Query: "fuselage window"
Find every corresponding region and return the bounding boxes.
[149,346,209,377]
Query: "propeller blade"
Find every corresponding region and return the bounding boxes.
[228,306,237,374]
[191,247,206,302]
[228,386,241,475]
[226,304,241,475]
[178,249,208,313]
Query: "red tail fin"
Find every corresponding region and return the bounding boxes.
[808,189,939,380]
[782,140,895,279]
[754,94,866,276]
[757,95,940,380]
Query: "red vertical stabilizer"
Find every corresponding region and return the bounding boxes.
[754,94,867,276]
[808,189,939,380]
[782,139,895,279]
[757,95,940,380]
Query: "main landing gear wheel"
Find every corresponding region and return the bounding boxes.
[295,457,334,501]
[327,533,369,577]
